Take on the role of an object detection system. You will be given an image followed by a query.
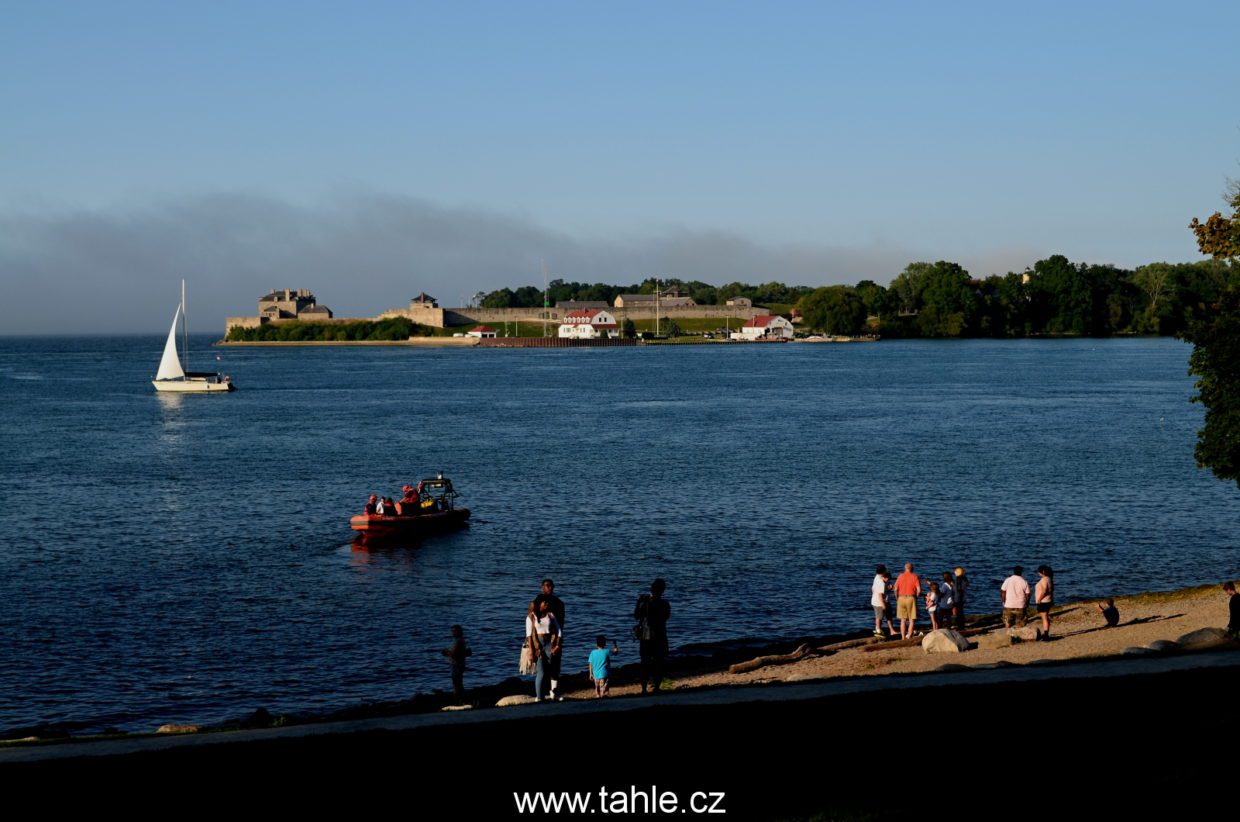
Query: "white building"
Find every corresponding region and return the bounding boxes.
[559,309,619,339]
[731,314,794,341]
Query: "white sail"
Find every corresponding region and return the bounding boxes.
[155,304,185,381]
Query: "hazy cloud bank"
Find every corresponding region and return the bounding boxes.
[1,193,1034,334]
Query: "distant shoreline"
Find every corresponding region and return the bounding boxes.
[215,338,480,347]
[213,336,877,348]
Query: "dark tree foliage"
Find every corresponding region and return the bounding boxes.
[1181,282,1240,486]
[798,286,867,335]
[1183,181,1240,486]
[226,317,426,342]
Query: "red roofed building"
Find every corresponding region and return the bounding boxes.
[466,325,497,338]
[558,308,619,339]
[733,314,794,340]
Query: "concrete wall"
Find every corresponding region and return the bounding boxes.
[230,303,769,333]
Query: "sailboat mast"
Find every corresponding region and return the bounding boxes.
[181,279,188,373]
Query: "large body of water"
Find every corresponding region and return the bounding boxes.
[0,336,1235,733]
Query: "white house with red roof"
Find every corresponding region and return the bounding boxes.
[466,325,497,338]
[732,314,794,341]
[558,308,619,339]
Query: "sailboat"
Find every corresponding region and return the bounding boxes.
[152,281,236,393]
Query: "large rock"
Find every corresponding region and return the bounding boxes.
[1175,627,1234,650]
[1144,640,1180,653]
[976,633,1015,650]
[496,694,537,707]
[156,724,200,735]
[922,629,969,654]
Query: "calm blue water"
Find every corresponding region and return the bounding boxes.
[0,336,1236,733]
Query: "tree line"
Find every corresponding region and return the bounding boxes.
[480,278,811,309]
[225,316,431,342]
[479,257,1237,339]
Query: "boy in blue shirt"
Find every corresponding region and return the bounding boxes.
[588,635,619,698]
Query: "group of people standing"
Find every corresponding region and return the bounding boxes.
[521,577,671,702]
[873,564,971,640]
[871,563,1056,640]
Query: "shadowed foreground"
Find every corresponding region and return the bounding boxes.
[3,652,1234,819]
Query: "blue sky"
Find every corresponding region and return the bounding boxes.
[2,1,1238,331]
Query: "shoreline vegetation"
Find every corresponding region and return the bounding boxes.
[5,580,1234,747]
[478,255,1238,338]
[219,255,1239,344]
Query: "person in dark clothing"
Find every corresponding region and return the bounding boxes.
[441,624,472,701]
[533,579,566,700]
[364,494,378,515]
[1224,582,1239,639]
[634,578,671,695]
[1096,598,1120,628]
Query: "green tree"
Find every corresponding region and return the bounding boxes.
[622,318,637,339]
[1183,180,1240,486]
[481,288,516,309]
[798,286,866,335]
[1190,180,1240,260]
[915,261,977,337]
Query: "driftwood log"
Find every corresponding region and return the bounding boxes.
[728,635,888,675]
[728,643,814,675]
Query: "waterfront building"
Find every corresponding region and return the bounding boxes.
[558,309,619,338]
[467,325,497,338]
[732,315,794,340]
[613,288,696,309]
[257,288,333,320]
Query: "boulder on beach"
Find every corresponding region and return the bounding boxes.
[156,724,200,735]
[977,633,1014,650]
[922,629,969,653]
[496,694,537,707]
[1175,627,1233,650]
[1145,640,1180,653]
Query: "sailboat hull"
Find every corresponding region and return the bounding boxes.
[152,378,236,392]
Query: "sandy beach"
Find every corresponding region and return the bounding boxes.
[561,582,1237,700]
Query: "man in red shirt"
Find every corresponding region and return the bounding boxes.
[893,563,921,640]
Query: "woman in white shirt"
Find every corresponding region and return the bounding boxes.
[530,599,561,700]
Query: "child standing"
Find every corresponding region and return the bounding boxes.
[926,582,941,631]
[588,635,619,698]
[441,624,472,702]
